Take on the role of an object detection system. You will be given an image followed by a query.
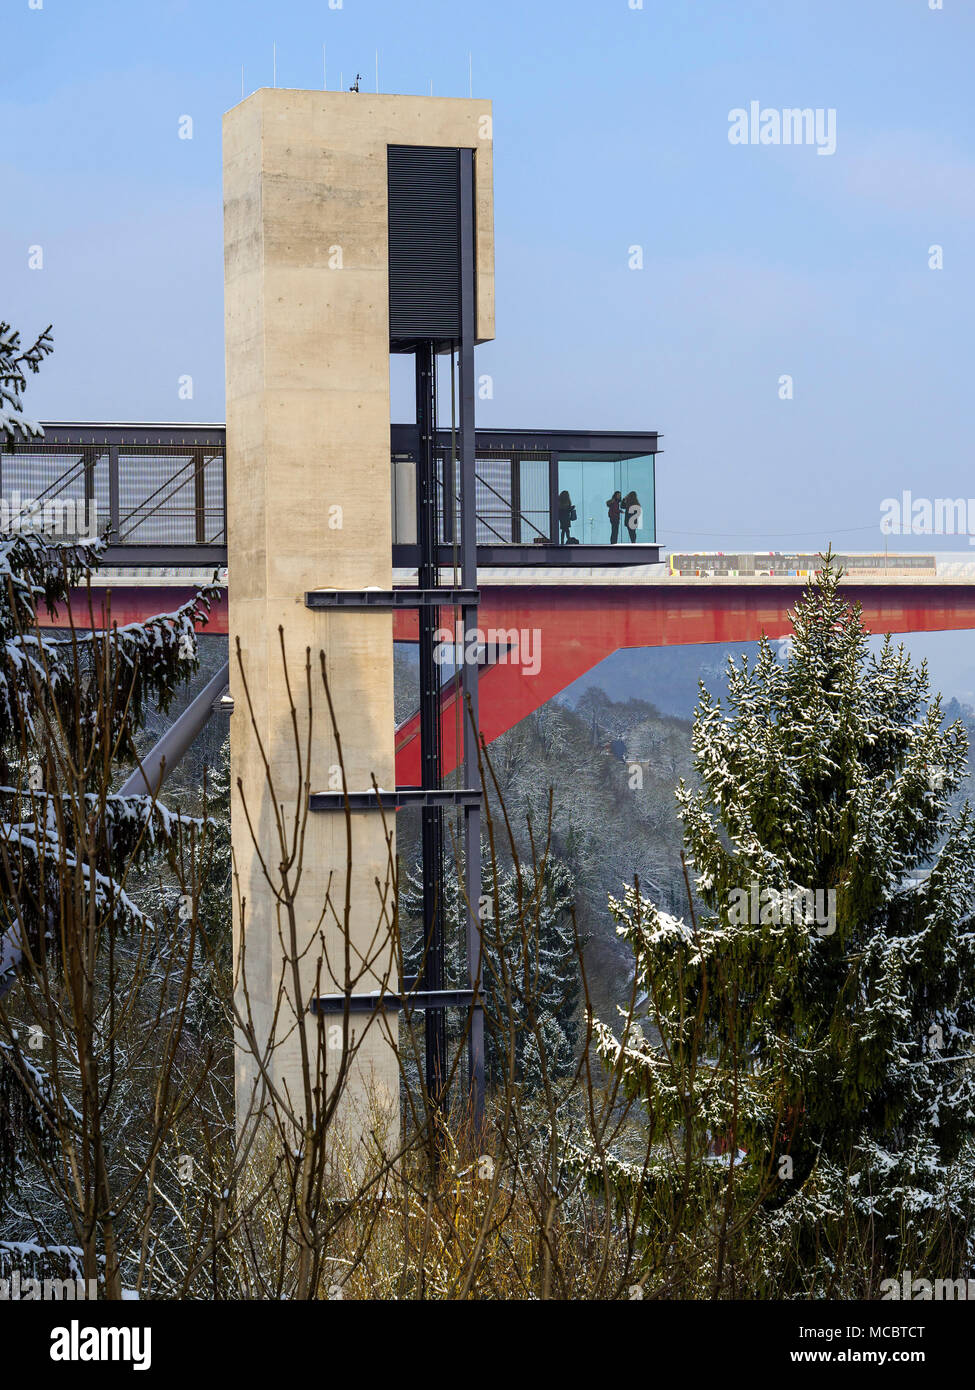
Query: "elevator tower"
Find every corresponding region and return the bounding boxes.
[224,91,494,1143]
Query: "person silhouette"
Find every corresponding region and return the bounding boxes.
[623,490,641,543]
[558,490,575,544]
[606,490,622,544]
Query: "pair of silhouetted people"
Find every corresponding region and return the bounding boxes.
[558,488,641,544]
[607,490,640,542]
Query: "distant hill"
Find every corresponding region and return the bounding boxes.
[557,642,763,719]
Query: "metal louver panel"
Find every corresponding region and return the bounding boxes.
[387,145,461,342]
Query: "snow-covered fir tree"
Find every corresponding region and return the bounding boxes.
[595,556,975,1289]
[0,320,52,441]
[193,731,233,1026]
[0,321,219,1290]
[132,731,233,1037]
[400,851,580,1093]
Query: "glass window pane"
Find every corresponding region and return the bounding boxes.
[556,454,655,545]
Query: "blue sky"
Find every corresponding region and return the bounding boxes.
[3,0,974,562]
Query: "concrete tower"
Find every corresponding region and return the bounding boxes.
[223,90,494,1144]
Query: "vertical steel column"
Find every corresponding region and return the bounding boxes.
[83,448,96,536]
[415,341,447,1105]
[109,445,120,542]
[194,451,207,543]
[459,149,485,1132]
[548,453,559,544]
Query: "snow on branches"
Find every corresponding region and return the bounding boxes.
[0,322,53,442]
[596,556,975,1279]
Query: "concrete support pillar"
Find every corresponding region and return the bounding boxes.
[223,90,493,1149]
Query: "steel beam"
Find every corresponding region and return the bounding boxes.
[305,587,479,609]
[309,787,481,812]
[414,339,447,1106]
[391,543,662,568]
[311,989,477,1015]
[117,661,231,797]
[99,544,228,568]
[459,148,485,1132]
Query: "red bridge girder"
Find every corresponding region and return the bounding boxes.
[393,584,975,780]
[37,588,231,635]
[39,582,975,781]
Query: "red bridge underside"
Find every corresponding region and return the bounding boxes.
[41,583,975,781]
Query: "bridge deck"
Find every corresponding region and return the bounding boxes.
[35,560,975,781]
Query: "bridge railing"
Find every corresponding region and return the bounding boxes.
[3,426,662,568]
[0,431,227,562]
[433,450,552,547]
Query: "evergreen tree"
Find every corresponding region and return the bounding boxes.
[134,732,233,1037]
[0,321,218,1206]
[597,557,975,1288]
[196,732,232,954]
[1,320,52,441]
[400,851,580,1093]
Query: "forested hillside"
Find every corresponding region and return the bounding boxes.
[394,644,696,1018]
